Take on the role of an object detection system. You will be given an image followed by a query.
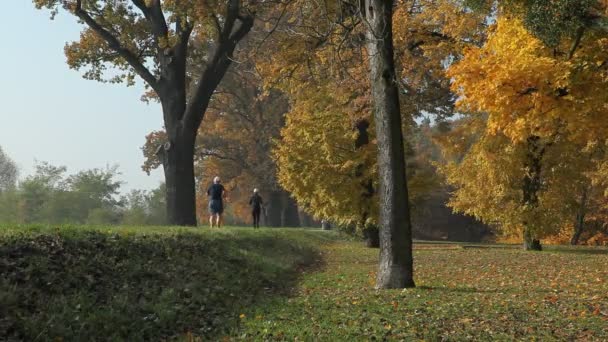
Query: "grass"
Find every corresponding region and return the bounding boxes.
[2,226,607,341]
[237,241,608,341]
[0,225,339,341]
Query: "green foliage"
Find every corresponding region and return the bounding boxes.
[121,185,167,225]
[0,189,20,223]
[237,241,608,340]
[0,162,166,226]
[0,146,18,192]
[9,163,123,224]
[519,0,598,46]
[0,225,338,341]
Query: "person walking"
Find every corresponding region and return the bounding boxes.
[249,188,264,229]
[207,176,227,228]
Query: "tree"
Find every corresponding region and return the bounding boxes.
[443,17,608,249]
[510,0,605,50]
[193,64,299,227]
[274,80,379,236]
[275,91,445,246]
[12,162,124,224]
[360,0,415,288]
[66,166,123,224]
[0,146,18,193]
[34,0,256,225]
[0,147,20,222]
[18,162,67,223]
[0,190,20,224]
[256,0,484,287]
[142,61,299,227]
[121,184,167,225]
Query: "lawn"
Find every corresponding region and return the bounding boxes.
[237,242,608,341]
[1,226,607,341]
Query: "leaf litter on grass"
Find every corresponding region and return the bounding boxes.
[236,241,608,341]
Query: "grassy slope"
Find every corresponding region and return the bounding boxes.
[238,242,608,341]
[2,226,608,341]
[0,225,339,341]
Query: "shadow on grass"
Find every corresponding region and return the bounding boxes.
[0,229,326,341]
[416,285,552,294]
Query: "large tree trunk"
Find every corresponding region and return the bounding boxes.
[363,0,415,289]
[265,190,283,227]
[160,128,197,226]
[523,227,542,251]
[281,194,300,227]
[570,224,583,246]
[571,186,589,245]
[522,136,545,251]
[570,224,584,246]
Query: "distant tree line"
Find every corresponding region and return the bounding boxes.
[0,154,166,226]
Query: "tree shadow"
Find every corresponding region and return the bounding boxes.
[416,285,552,294]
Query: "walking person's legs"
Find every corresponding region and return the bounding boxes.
[252,209,260,228]
[209,199,224,228]
[217,214,223,228]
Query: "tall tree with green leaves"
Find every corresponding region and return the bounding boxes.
[34,0,256,225]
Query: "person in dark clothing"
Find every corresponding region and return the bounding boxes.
[207,176,227,228]
[249,188,264,229]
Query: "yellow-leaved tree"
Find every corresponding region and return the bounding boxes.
[268,0,486,246]
[441,16,608,249]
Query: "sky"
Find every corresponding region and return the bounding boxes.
[0,2,165,192]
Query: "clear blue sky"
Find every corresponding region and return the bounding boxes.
[0,2,165,192]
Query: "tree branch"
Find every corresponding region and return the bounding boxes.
[567,26,585,60]
[182,9,254,132]
[221,0,240,40]
[131,0,169,39]
[74,0,159,91]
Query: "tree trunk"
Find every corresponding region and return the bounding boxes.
[570,225,583,246]
[571,186,589,245]
[523,227,542,251]
[363,225,380,248]
[265,190,283,227]
[281,193,300,227]
[161,131,197,226]
[522,136,545,251]
[363,0,415,289]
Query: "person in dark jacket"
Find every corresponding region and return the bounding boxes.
[207,176,227,228]
[249,188,264,229]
